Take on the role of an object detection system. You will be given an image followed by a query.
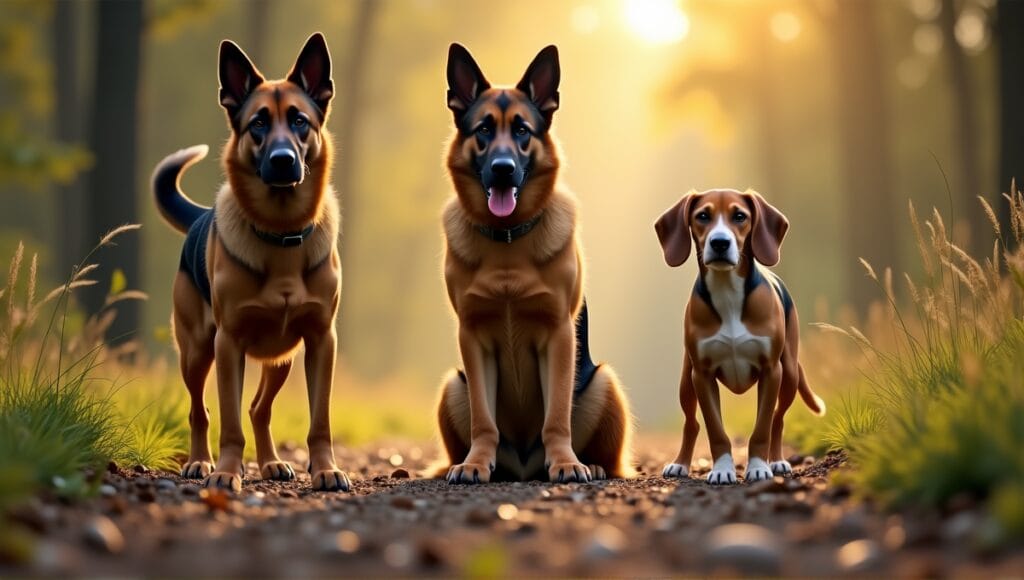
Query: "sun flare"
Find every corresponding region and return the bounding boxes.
[624,0,690,45]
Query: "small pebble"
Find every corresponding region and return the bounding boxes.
[391,468,410,479]
[390,496,416,510]
[132,464,149,474]
[581,524,626,559]
[155,479,177,492]
[836,539,883,572]
[704,523,781,575]
[99,484,117,497]
[83,516,125,555]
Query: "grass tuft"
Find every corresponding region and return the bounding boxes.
[824,183,1024,539]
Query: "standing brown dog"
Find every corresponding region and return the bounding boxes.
[153,33,349,492]
[434,44,635,483]
[655,189,825,484]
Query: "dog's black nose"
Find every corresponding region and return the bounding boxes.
[710,238,730,253]
[491,158,515,177]
[269,149,297,170]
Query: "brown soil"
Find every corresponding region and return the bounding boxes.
[2,436,1022,577]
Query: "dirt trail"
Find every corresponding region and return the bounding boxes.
[3,436,1022,576]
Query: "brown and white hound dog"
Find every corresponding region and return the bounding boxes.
[655,188,824,484]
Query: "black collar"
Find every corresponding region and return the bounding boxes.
[475,212,543,244]
[251,223,316,247]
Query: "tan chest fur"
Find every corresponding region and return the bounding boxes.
[443,189,583,445]
[208,185,341,361]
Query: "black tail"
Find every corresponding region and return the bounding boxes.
[574,299,600,394]
[152,145,211,234]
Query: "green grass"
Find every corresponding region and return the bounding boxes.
[821,188,1024,539]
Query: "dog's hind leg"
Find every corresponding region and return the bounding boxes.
[172,272,216,479]
[769,354,800,475]
[429,369,472,478]
[573,365,636,480]
[249,361,296,481]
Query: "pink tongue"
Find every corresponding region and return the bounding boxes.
[487,187,518,218]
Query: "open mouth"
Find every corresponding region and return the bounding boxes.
[486,186,519,218]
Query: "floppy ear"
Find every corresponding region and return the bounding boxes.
[219,40,265,124]
[516,45,560,125]
[447,43,490,123]
[655,193,697,267]
[287,32,334,117]
[743,190,789,266]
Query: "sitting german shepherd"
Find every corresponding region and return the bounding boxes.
[152,33,348,492]
[434,44,635,483]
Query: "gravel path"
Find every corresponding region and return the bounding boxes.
[3,436,1022,576]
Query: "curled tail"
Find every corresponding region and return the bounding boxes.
[152,144,211,234]
[797,365,826,416]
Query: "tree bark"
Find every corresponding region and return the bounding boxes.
[832,1,899,312]
[939,0,987,253]
[83,0,144,345]
[997,0,1024,226]
[53,0,86,281]
[336,0,379,364]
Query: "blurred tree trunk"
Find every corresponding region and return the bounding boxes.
[337,0,379,366]
[82,0,143,345]
[997,0,1024,226]
[831,1,899,312]
[939,0,987,253]
[53,0,86,280]
[751,17,784,207]
[246,0,270,66]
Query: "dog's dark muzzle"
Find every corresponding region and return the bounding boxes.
[259,143,303,186]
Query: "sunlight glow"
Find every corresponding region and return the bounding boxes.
[624,0,690,45]
[571,4,601,34]
[770,11,801,43]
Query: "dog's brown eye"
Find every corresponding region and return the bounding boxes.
[293,116,306,127]
[252,119,266,129]
[516,126,529,136]
[695,211,710,222]
[733,212,747,223]
[477,126,491,136]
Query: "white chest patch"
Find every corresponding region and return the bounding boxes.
[696,271,771,389]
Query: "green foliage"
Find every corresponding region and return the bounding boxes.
[824,189,1024,538]
[0,0,91,189]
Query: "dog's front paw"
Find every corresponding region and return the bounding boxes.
[181,460,214,479]
[311,469,350,492]
[770,460,793,475]
[446,462,492,484]
[589,464,608,481]
[662,463,690,478]
[548,462,591,483]
[706,453,737,485]
[744,457,773,482]
[260,461,296,481]
[202,471,242,493]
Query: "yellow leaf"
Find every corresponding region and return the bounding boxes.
[109,268,126,295]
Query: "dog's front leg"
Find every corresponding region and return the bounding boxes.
[304,327,350,491]
[204,331,246,492]
[540,321,590,483]
[745,360,782,482]
[693,367,736,485]
[447,328,498,484]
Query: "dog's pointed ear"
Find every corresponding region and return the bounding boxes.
[743,190,789,266]
[516,45,560,126]
[219,40,265,123]
[447,43,490,123]
[287,32,334,117]
[655,193,697,268]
